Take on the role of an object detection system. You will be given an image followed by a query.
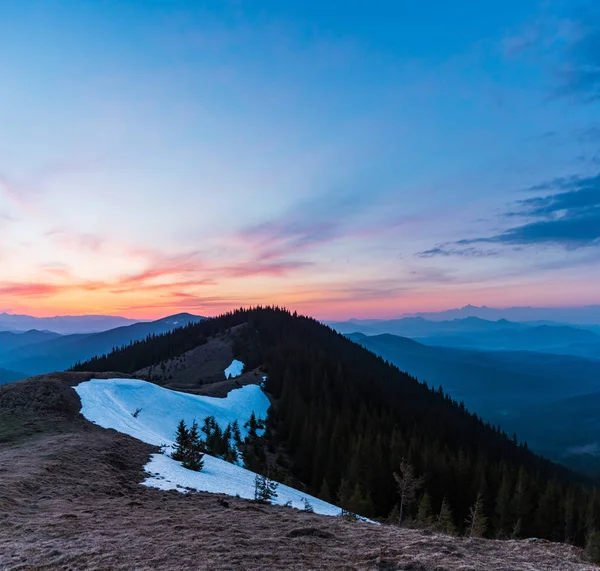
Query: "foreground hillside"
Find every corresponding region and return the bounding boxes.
[1,373,596,570]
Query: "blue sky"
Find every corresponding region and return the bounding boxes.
[1,0,599,318]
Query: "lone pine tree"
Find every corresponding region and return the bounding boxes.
[254,474,278,503]
[437,496,457,535]
[172,419,204,471]
[466,492,488,538]
[393,458,424,525]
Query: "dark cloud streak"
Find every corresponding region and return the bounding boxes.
[424,173,600,255]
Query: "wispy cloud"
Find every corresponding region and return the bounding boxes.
[417,246,500,258]
[500,3,600,103]
[557,12,600,102]
[0,283,66,297]
[426,173,600,254]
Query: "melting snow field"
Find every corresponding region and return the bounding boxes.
[74,377,344,518]
[142,453,341,515]
[224,359,244,379]
[75,378,269,444]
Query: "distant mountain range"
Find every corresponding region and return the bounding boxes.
[347,331,600,476]
[403,304,600,325]
[327,316,600,360]
[0,312,141,334]
[0,313,204,379]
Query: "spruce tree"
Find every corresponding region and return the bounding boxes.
[466,492,487,538]
[337,478,355,516]
[586,530,600,564]
[387,504,401,524]
[172,420,190,462]
[231,419,242,445]
[172,419,204,471]
[495,469,514,538]
[416,492,434,528]
[436,496,456,535]
[246,411,259,441]
[254,474,278,503]
[183,420,205,471]
[512,466,531,536]
[318,478,331,503]
[393,458,424,524]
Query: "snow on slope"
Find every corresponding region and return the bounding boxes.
[75,378,268,444]
[142,453,342,516]
[75,377,345,518]
[224,359,244,379]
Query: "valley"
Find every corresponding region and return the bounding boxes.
[346,331,600,476]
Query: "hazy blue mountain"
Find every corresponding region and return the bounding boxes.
[416,325,600,357]
[405,304,600,325]
[0,367,28,385]
[327,316,528,336]
[0,313,204,378]
[0,312,141,334]
[0,330,63,354]
[348,332,600,476]
[329,317,600,360]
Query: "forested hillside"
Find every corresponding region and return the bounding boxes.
[75,307,600,545]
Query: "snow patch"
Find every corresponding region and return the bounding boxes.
[75,377,365,521]
[224,359,244,379]
[74,378,268,445]
[141,453,342,516]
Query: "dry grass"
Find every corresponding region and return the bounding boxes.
[0,374,597,571]
[134,329,239,390]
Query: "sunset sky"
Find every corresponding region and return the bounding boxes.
[1,0,600,319]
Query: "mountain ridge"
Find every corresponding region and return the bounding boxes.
[0,312,143,334]
[0,312,205,380]
[73,307,600,547]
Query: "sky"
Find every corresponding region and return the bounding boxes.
[1,0,600,319]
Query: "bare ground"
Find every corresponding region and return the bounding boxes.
[0,374,597,571]
[134,327,245,391]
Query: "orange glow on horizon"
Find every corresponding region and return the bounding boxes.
[2,276,600,321]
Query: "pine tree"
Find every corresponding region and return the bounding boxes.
[337,478,355,516]
[246,411,259,441]
[466,492,487,538]
[436,496,456,535]
[302,497,314,512]
[586,488,600,536]
[172,420,190,462]
[231,419,242,445]
[393,458,424,524]
[586,530,600,564]
[318,478,331,503]
[512,466,531,536]
[201,416,215,440]
[495,468,514,538]
[172,419,204,471]
[254,474,278,503]
[183,420,205,471]
[416,492,434,528]
[564,489,578,545]
[387,504,401,524]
